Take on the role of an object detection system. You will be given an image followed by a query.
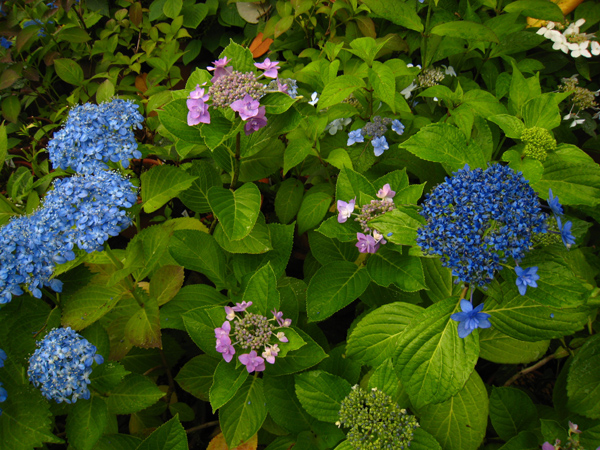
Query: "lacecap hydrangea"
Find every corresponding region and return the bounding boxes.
[28,327,104,403]
[47,99,144,173]
[417,164,546,286]
[0,171,136,304]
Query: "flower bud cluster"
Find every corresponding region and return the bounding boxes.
[209,70,266,109]
[337,385,419,450]
[417,164,547,286]
[558,75,600,125]
[28,327,104,403]
[0,171,136,303]
[47,99,144,173]
[521,126,556,162]
[417,66,445,88]
[214,301,291,373]
[0,349,6,416]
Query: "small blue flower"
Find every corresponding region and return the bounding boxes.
[0,37,12,49]
[0,349,6,367]
[372,136,389,157]
[515,266,539,296]
[548,189,563,216]
[0,381,6,416]
[450,299,491,338]
[347,129,364,146]
[391,119,405,135]
[557,216,575,249]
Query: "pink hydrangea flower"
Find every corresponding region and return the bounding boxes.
[239,351,266,373]
[377,184,396,202]
[187,85,210,126]
[254,58,280,78]
[232,301,252,312]
[230,94,260,121]
[216,336,235,363]
[356,233,380,253]
[207,56,233,81]
[337,199,356,223]
[244,107,267,135]
[262,345,280,364]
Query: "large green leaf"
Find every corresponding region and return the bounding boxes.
[269,329,328,376]
[306,261,371,322]
[175,355,219,402]
[567,333,600,419]
[208,182,261,241]
[346,302,423,367]
[361,0,423,31]
[479,328,549,364]
[183,306,226,359]
[62,279,125,330]
[370,62,396,112]
[136,416,188,450]
[318,75,366,110]
[297,191,332,235]
[295,370,352,423]
[419,371,488,450]
[141,165,197,213]
[504,0,564,21]
[422,258,458,303]
[368,206,425,247]
[242,262,280,315]
[308,231,358,265]
[125,293,162,349]
[179,159,222,214]
[220,377,267,448]
[263,375,314,433]
[275,178,305,224]
[210,361,248,412]
[159,99,205,144]
[106,374,164,415]
[54,58,84,85]
[395,298,479,409]
[489,387,538,441]
[366,248,426,291]
[214,219,272,254]
[169,230,226,287]
[431,21,499,42]
[283,137,313,175]
[65,396,108,450]
[336,167,375,203]
[400,123,488,172]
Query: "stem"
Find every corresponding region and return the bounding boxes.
[104,245,145,307]
[42,288,61,307]
[230,132,241,190]
[0,193,24,215]
[503,354,555,387]
[208,218,219,235]
[159,349,176,406]
[459,287,469,300]
[186,421,220,434]
[421,2,433,69]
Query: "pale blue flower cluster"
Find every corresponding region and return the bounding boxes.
[28,327,104,403]
[47,99,144,173]
[0,171,136,304]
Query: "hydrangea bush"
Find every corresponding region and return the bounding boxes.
[1,0,600,449]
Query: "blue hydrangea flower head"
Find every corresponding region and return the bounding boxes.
[417,164,546,286]
[372,136,389,156]
[47,99,144,174]
[450,300,491,338]
[28,327,104,403]
[347,129,364,146]
[548,189,563,216]
[515,266,539,295]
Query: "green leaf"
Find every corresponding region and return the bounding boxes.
[161,284,227,330]
[400,123,488,172]
[346,37,390,67]
[419,371,488,450]
[567,333,600,419]
[62,279,124,330]
[295,370,352,423]
[346,302,423,367]
[422,258,458,303]
[243,262,280,315]
[308,231,358,264]
[488,114,525,139]
[220,377,267,448]
[56,27,92,43]
[306,261,371,322]
[297,191,332,235]
[367,358,402,399]
[0,123,7,167]
[316,216,362,243]
[182,3,208,28]
[65,396,108,450]
[141,165,197,213]
[269,328,328,376]
[150,265,184,306]
[479,328,549,364]
[367,248,426,291]
[508,63,541,116]
[283,137,313,175]
[411,429,443,450]
[210,361,249,412]
[96,79,115,104]
[522,94,563,130]
[54,58,84,85]
[94,434,142,450]
[125,294,162,349]
[504,0,564,21]
[183,306,226,359]
[318,75,366,110]
[264,375,314,433]
[175,355,219,401]
[336,167,375,203]
[462,89,507,117]
[107,374,164,415]
[261,92,297,115]
[368,206,425,246]
[90,361,130,393]
[361,0,423,31]
[214,219,272,254]
[395,298,479,409]
[220,39,255,73]
[159,99,205,144]
[370,62,396,112]
[136,416,188,450]
[485,291,591,341]
[430,21,499,42]
[163,0,182,18]
[497,431,539,450]
[489,387,538,441]
[208,183,261,241]
[179,160,222,214]
[169,230,226,287]
[275,178,305,224]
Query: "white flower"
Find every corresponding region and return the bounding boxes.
[326,118,351,135]
[570,118,585,127]
[401,82,417,99]
[406,63,422,69]
[551,33,570,53]
[591,41,600,56]
[537,21,556,38]
[570,41,591,58]
[308,92,319,106]
[442,65,456,76]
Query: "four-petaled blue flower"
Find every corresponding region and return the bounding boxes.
[450,299,491,338]
[347,129,364,146]
[557,216,576,249]
[515,266,539,296]
[548,189,563,216]
[391,119,405,135]
[372,136,389,156]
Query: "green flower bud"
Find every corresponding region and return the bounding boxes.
[521,127,556,162]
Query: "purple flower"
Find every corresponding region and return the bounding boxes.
[216,336,235,363]
[548,189,563,216]
[569,421,581,434]
[262,345,280,364]
[373,230,387,246]
[450,299,491,338]
[207,57,233,81]
[187,86,210,126]
[557,216,575,249]
[254,58,280,78]
[356,233,380,254]
[230,94,260,121]
[372,136,389,157]
[377,184,396,202]
[225,306,235,321]
[542,443,555,450]
[347,129,364,146]
[276,331,288,343]
[272,309,292,327]
[232,301,252,312]
[244,106,267,135]
[239,350,266,373]
[515,266,539,296]
[337,198,356,223]
[392,119,405,135]
[215,321,231,340]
